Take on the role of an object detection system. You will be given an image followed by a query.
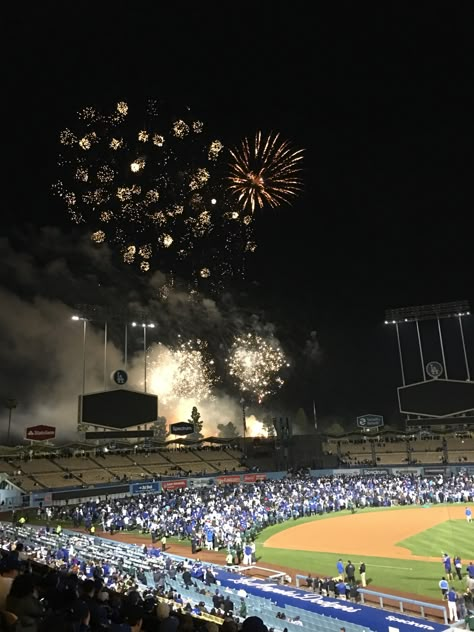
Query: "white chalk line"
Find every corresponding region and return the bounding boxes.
[369,564,413,570]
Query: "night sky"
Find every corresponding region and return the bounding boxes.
[3,5,473,431]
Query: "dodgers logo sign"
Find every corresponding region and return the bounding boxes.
[425,361,443,379]
[111,369,128,385]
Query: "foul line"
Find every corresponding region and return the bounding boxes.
[369,564,413,570]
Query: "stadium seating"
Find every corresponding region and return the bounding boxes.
[162,450,204,463]
[129,452,171,466]
[11,458,62,474]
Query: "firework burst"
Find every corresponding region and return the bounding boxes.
[53,100,255,288]
[228,131,304,212]
[148,339,216,403]
[226,332,288,402]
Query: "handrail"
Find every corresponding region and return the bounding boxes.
[294,577,449,626]
[357,588,448,625]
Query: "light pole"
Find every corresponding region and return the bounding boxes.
[240,397,246,457]
[132,322,155,393]
[5,398,17,445]
[103,321,108,391]
[72,315,88,423]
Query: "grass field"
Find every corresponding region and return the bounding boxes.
[255,507,471,600]
[399,519,472,558]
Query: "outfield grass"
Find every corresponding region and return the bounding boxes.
[398,519,473,559]
[254,507,470,600]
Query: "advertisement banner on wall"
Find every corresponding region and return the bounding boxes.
[362,469,389,476]
[187,478,214,488]
[130,482,161,494]
[25,425,56,441]
[242,473,267,483]
[423,468,447,476]
[216,475,242,485]
[161,479,187,491]
[30,492,53,507]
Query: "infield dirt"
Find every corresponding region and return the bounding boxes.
[264,505,466,561]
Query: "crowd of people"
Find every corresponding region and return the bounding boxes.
[38,471,474,558]
[2,470,474,631]
[0,522,279,632]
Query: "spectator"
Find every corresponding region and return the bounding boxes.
[6,573,44,632]
[0,557,21,610]
[242,616,269,632]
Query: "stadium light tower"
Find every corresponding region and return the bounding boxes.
[71,315,88,403]
[132,322,155,393]
[384,300,471,383]
[5,398,17,445]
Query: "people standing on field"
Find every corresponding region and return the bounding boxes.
[345,560,355,583]
[466,507,472,523]
[447,586,459,622]
[439,577,449,599]
[443,554,454,581]
[454,556,462,580]
[359,561,367,587]
[336,558,344,578]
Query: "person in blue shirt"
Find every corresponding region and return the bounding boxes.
[443,554,454,581]
[336,580,348,599]
[466,507,472,523]
[336,559,344,578]
[447,587,459,622]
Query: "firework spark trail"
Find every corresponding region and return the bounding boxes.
[226,332,288,403]
[53,100,255,287]
[148,339,216,404]
[228,131,304,213]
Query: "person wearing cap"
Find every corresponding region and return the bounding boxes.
[0,557,21,610]
[359,561,366,587]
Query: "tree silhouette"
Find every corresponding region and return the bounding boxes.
[153,416,168,441]
[187,406,204,439]
[217,421,240,439]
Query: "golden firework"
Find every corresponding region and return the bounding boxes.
[228,131,304,212]
[226,332,288,403]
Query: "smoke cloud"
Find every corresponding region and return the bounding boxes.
[0,228,292,442]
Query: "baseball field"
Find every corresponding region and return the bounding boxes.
[8,502,471,604]
[253,504,471,600]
